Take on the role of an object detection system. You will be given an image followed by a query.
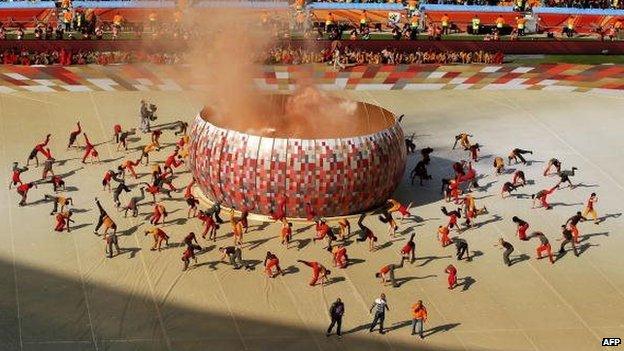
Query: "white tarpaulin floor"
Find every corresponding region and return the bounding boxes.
[0,89,622,351]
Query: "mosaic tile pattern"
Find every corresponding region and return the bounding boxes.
[188,114,407,218]
[2,64,624,94]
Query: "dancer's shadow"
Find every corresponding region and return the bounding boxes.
[415,255,451,267]
[71,223,92,231]
[473,214,502,229]
[376,241,394,251]
[249,222,270,233]
[510,254,530,266]
[512,193,531,199]
[550,202,583,208]
[121,247,141,259]
[458,276,476,292]
[423,323,461,337]
[196,245,216,257]
[294,224,314,234]
[195,260,221,271]
[474,194,494,200]
[467,250,484,262]
[387,320,411,332]
[396,274,437,287]
[578,243,600,255]
[244,259,263,270]
[347,258,366,266]
[295,238,311,250]
[282,265,299,275]
[579,232,609,243]
[64,186,80,192]
[119,223,143,237]
[56,167,83,178]
[324,276,346,286]
[245,236,274,251]
[477,181,497,192]
[597,213,622,224]
[70,207,91,213]
[574,183,599,188]
[101,156,124,164]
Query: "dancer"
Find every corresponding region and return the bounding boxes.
[230,212,244,247]
[337,218,350,240]
[437,225,452,247]
[94,198,117,235]
[378,210,398,238]
[198,210,218,241]
[375,262,402,288]
[186,194,200,218]
[50,175,65,192]
[441,206,461,232]
[452,133,472,150]
[512,216,529,240]
[400,233,416,263]
[181,247,195,271]
[529,231,555,264]
[54,210,74,232]
[508,148,533,165]
[493,156,505,175]
[558,225,579,257]
[138,142,159,165]
[123,187,145,217]
[556,167,578,189]
[495,238,514,266]
[565,211,586,243]
[501,181,522,198]
[313,218,335,247]
[355,214,377,251]
[219,246,246,270]
[111,174,131,208]
[102,170,117,192]
[121,159,140,179]
[280,219,292,247]
[45,194,73,215]
[151,129,163,148]
[421,147,433,163]
[512,170,526,186]
[332,245,348,268]
[445,264,457,289]
[468,143,480,161]
[67,122,81,149]
[27,134,51,167]
[387,198,412,222]
[144,227,169,251]
[104,230,121,258]
[113,124,122,144]
[462,194,487,227]
[269,196,287,222]
[150,202,168,225]
[264,251,284,277]
[298,260,330,286]
[532,186,557,210]
[8,162,27,189]
[41,154,55,179]
[582,193,599,223]
[116,128,136,151]
[164,148,184,175]
[16,182,36,206]
[544,158,561,176]
[81,133,99,164]
[452,237,470,261]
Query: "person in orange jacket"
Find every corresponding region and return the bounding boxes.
[411,300,428,338]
